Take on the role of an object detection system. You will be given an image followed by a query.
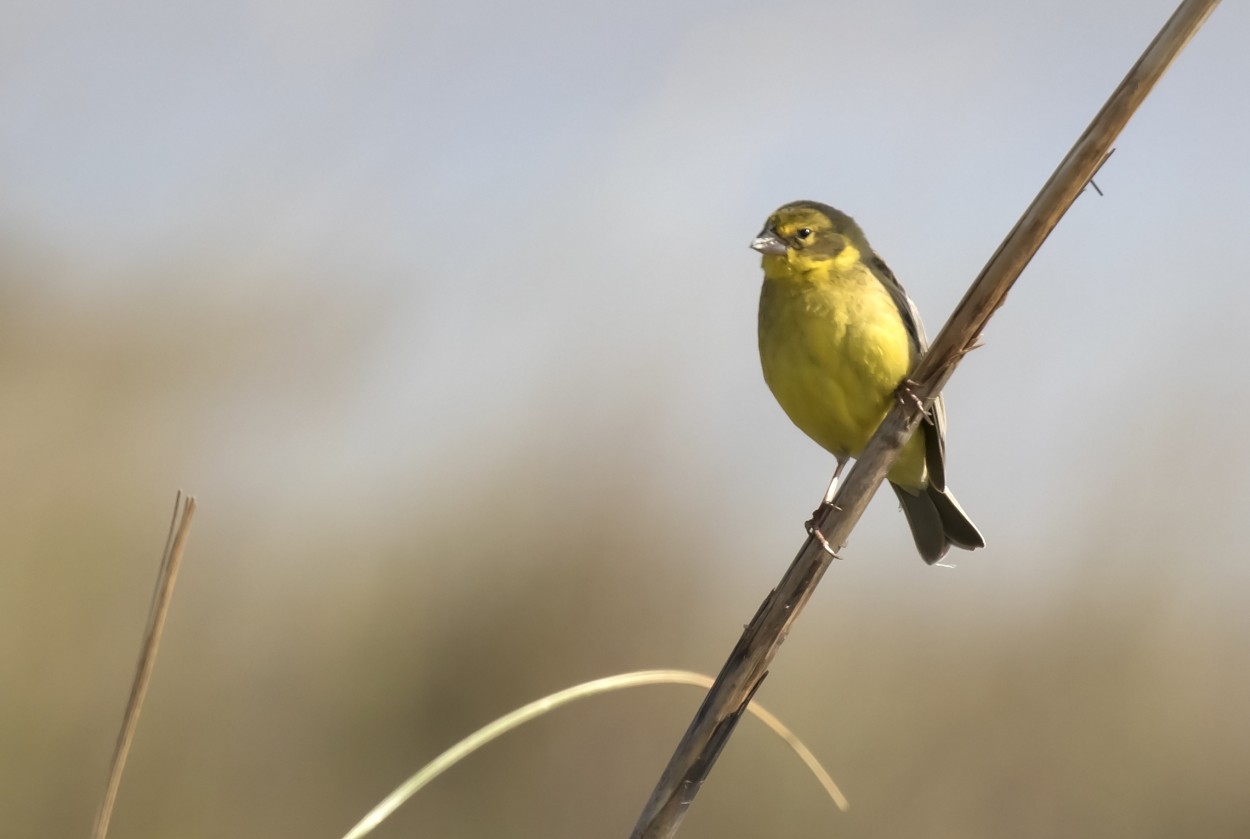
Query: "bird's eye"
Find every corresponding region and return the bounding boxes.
[796,228,813,241]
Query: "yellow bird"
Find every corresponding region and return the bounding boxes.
[753,200,983,563]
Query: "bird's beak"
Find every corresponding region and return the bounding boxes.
[750,231,787,255]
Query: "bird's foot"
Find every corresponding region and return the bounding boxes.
[805,502,842,559]
[895,378,928,416]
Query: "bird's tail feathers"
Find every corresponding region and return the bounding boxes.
[890,482,985,565]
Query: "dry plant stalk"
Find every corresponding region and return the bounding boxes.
[629,1,1221,836]
[91,492,197,839]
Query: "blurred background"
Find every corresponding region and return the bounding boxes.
[4,0,1249,836]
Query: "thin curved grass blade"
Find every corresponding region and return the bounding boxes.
[339,669,846,839]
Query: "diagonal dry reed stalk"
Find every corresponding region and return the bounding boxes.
[91,492,197,839]
[630,1,1223,835]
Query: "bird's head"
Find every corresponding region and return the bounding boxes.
[751,200,869,277]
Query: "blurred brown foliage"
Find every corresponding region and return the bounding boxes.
[3,241,1249,839]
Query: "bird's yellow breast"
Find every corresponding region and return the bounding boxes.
[758,256,927,486]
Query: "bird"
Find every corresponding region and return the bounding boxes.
[752,199,983,563]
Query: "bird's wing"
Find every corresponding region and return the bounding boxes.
[867,255,924,351]
[868,254,947,490]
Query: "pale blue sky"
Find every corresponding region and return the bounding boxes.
[4,0,1248,584]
